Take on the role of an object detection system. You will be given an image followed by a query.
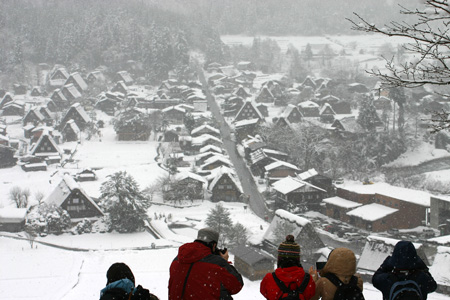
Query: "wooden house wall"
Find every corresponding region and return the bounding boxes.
[60,189,102,219]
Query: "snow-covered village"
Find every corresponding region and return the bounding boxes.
[1,1,450,300]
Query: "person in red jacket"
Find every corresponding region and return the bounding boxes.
[168,227,244,300]
[260,235,315,300]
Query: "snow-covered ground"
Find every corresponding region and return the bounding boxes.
[385,141,450,168]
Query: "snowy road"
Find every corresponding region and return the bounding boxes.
[197,66,268,219]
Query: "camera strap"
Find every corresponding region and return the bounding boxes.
[181,262,195,300]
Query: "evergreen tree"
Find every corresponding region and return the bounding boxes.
[205,203,233,246]
[357,93,379,132]
[227,222,248,248]
[304,43,313,67]
[99,171,150,233]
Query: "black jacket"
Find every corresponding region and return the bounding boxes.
[372,241,437,300]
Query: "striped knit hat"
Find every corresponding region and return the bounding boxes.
[278,235,301,260]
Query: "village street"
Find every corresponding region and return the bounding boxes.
[197,67,268,220]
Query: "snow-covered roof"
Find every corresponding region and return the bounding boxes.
[265,160,299,172]
[71,103,91,123]
[428,235,450,245]
[338,180,431,207]
[298,100,319,108]
[357,235,424,274]
[191,134,222,147]
[63,84,82,98]
[162,105,186,114]
[234,118,259,128]
[297,168,318,181]
[347,203,398,221]
[175,171,207,185]
[68,72,88,91]
[30,131,62,157]
[208,166,242,193]
[0,208,27,223]
[201,155,232,168]
[281,104,301,119]
[429,246,450,285]
[322,196,363,209]
[262,148,288,157]
[199,144,223,154]
[191,124,220,136]
[272,176,326,195]
[44,175,103,215]
[195,151,227,161]
[319,103,336,115]
[263,209,312,242]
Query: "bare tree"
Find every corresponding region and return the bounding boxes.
[9,186,22,208]
[9,186,28,208]
[34,191,45,205]
[348,0,450,132]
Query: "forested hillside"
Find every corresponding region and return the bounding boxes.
[0,0,225,85]
[145,0,421,35]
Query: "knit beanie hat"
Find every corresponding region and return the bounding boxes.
[278,235,301,260]
[106,262,135,285]
[197,227,220,243]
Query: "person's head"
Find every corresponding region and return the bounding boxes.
[319,247,356,278]
[390,241,425,270]
[277,235,301,268]
[195,227,220,252]
[106,262,135,286]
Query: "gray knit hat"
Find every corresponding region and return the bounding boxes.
[197,227,219,243]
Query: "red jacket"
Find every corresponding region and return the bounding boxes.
[169,242,244,300]
[260,266,316,300]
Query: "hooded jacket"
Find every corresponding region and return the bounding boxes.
[260,266,316,300]
[100,279,158,300]
[372,241,437,300]
[311,248,363,300]
[168,241,243,300]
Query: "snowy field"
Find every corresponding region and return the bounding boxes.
[221,34,412,72]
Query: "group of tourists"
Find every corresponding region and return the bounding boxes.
[99,227,437,300]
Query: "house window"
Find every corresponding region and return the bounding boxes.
[218,185,224,189]
[73,198,80,204]
[226,185,232,189]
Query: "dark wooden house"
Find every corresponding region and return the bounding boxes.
[115,71,134,85]
[255,86,275,103]
[111,81,128,94]
[61,119,80,142]
[23,108,45,126]
[60,103,91,130]
[65,72,88,93]
[209,168,242,202]
[235,101,264,122]
[298,101,320,117]
[50,89,68,109]
[272,176,327,211]
[45,174,104,221]
[281,104,303,123]
[29,131,62,159]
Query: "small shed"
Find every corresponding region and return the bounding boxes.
[0,208,27,232]
[232,245,275,281]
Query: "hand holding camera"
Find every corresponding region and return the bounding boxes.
[215,247,228,261]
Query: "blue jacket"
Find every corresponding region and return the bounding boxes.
[372,241,437,300]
